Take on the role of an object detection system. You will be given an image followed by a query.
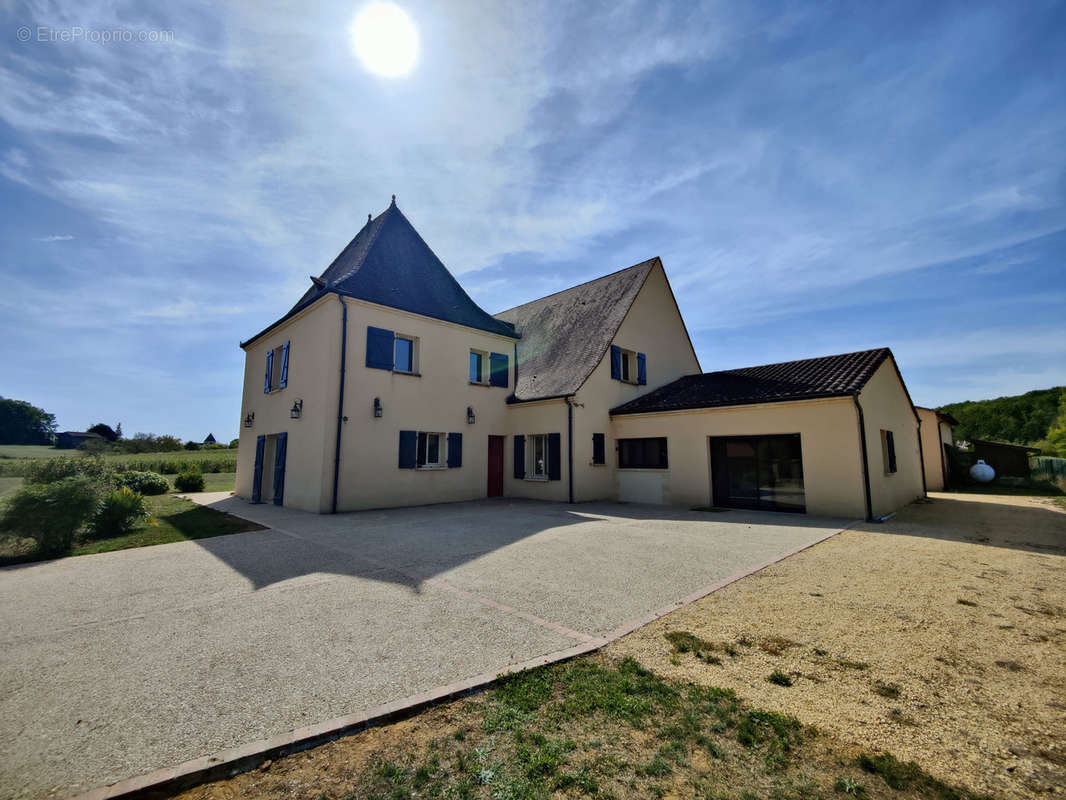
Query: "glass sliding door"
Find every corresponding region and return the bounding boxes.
[710,434,805,512]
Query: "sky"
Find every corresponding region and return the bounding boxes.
[0,0,1064,442]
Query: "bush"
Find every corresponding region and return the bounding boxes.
[90,487,151,539]
[174,471,205,492]
[117,470,170,495]
[23,456,115,486]
[184,441,202,451]
[0,476,101,557]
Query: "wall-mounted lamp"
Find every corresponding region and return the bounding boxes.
[466,406,476,424]
[243,412,254,428]
[373,397,383,418]
[290,399,303,419]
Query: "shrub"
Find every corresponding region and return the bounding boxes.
[23,456,115,486]
[184,441,202,451]
[174,471,205,492]
[90,487,150,539]
[0,476,100,557]
[117,470,170,495]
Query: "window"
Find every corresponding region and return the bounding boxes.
[618,437,668,469]
[881,430,897,474]
[394,336,415,373]
[592,433,606,465]
[264,341,290,393]
[470,350,486,383]
[528,433,548,479]
[417,432,444,468]
[610,345,646,385]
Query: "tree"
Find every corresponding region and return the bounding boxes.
[1045,391,1066,457]
[0,397,57,445]
[115,422,123,439]
[88,423,118,442]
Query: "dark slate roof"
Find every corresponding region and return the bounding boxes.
[243,199,516,347]
[494,259,658,402]
[611,348,893,415]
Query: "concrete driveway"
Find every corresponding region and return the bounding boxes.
[0,498,853,799]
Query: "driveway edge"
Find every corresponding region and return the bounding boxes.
[69,518,859,800]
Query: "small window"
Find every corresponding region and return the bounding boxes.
[881,430,897,474]
[528,433,548,479]
[417,431,445,468]
[265,341,289,392]
[621,351,631,381]
[469,350,487,383]
[592,433,606,465]
[395,336,415,373]
[618,437,668,469]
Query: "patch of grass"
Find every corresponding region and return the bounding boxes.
[757,635,798,655]
[994,660,1024,672]
[664,631,725,664]
[949,480,1063,497]
[768,671,794,687]
[834,776,868,797]
[873,682,901,699]
[0,476,24,500]
[887,708,917,726]
[956,598,978,607]
[857,752,990,799]
[0,445,68,459]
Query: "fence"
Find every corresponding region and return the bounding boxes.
[1031,456,1066,489]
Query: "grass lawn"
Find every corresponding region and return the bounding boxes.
[179,654,983,800]
[0,444,69,459]
[0,476,23,500]
[946,478,1063,496]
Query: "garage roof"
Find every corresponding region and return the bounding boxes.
[611,348,893,415]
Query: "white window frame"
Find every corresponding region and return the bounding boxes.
[618,347,638,384]
[526,433,548,480]
[416,431,446,469]
[267,344,286,392]
[394,335,418,375]
[469,349,489,385]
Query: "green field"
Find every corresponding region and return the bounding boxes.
[0,448,238,477]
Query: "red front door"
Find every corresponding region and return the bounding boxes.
[487,435,504,497]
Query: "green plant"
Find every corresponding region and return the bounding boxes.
[834,777,867,797]
[117,470,170,495]
[956,598,977,607]
[91,487,151,539]
[768,671,793,687]
[665,630,723,664]
[0,476,100,556]
[174,471,205,492]
[22,456,115,486]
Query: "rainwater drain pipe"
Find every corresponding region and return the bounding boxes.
[331,294,348,514]
[853,393,873,523]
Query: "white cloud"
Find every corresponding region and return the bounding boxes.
[36,234,74,242]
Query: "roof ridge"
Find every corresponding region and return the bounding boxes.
[494,257,659,316]
[714,347,889,376]
[332,203,394,285]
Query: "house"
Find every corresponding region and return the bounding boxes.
[204,433,217,445]
[915,407,957,490]
[54,431,105,450]
[236,199,925,520]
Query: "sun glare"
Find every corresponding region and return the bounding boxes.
[350,2,420,78]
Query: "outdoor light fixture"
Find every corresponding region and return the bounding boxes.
[290,399,303,419]
[373,397,383,418]
[466,406,475,424]
[243,412,254,428]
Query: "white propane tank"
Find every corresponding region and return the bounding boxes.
[970,459,995,483]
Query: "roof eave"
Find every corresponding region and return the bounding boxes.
[609,390,854,416]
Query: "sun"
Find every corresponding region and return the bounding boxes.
[349,2,420,78]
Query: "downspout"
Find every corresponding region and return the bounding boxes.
[852,393,874,522]
[331,294,348,514]
[916,416,928,497]
[936,420,947,488]
[564,396,574,504]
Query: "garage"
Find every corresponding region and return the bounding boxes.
[710,434,805,512]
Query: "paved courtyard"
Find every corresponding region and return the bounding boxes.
[0,497,852,799]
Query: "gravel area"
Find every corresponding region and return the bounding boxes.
[0,498,846,799]
[609,492,1066,799]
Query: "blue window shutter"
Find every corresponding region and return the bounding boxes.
[548,432,562,481]
[251,435,265,502]
[272,432,287,506]
[366,326,395,370]
[279,341,290,388]
[637,352,646,385]
[592,433,605,465]
[264,349,274,393]
[398,430,417,468]
[489,352,509,387]
[610,345,622,380]
[447,432,462,468]
[513,435,525,479]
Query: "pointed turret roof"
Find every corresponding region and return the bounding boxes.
[242,199,516,347]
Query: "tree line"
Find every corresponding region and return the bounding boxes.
[939,386,1066,456]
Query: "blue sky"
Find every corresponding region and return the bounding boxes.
[1,0,1064,442]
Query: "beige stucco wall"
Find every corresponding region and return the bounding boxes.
[236,296,339,512]
[570,262,702,501]
[609,397,870,518]
[503,398,571,502]
[917,407,950,491]
[333,298,518,511]
[858,359,924,518]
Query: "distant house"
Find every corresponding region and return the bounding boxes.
[235,198,925,521]
[203,433,217,444]
[971,439,1040,479]
[915,407,957,490]
[54,431,105,450]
